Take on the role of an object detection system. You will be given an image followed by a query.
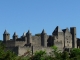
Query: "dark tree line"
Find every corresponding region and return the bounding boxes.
[0,40,80,60]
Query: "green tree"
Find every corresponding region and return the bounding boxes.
[0,40,17,60]
[61,51,70,60]
[70,48,80,60]
[30,50,46,60]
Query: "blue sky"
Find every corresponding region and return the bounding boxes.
[0,0,80,40]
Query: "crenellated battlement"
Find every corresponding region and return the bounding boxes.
[3,26,80,56]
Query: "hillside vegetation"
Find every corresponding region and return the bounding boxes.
[0,40,80,60]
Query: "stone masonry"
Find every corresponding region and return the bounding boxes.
[2,26,79,56]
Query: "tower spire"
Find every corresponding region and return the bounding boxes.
[23,32,26,36]
[27,30,30,34]
[42,29,46,34]
[4,29,8,34]
[13,32,17,36]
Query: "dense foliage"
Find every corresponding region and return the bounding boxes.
[0,40,80,60]
[0,40,17,60]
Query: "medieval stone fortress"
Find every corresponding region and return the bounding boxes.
[2,26,80,56]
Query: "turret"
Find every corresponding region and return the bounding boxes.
[70,27,77,48]
[13,32,18,40]
[23,32,26,37]
[41,29,47,47]
[52,26,64,50]
[26,30,32,45]
[21,32,27,41]
[3,30,10,42]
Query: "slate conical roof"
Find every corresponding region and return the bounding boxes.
[4,30,8,34]
[27,30,30,33]
[52,26,63,34]
[26,30,31,35]
[23,32,26,36]
[42,29,46,33]
[13,32,17,36]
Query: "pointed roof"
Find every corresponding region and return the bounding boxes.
[27,30,30,33]
[62,29,66,33]
[26,30,31,35]
[4,29,8,34]
[23,32,26,36]
[66,27,69,31]
[57,26,63,32]
[42,29,46,33]
[13,32,17,36]
[53,26,63,34]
